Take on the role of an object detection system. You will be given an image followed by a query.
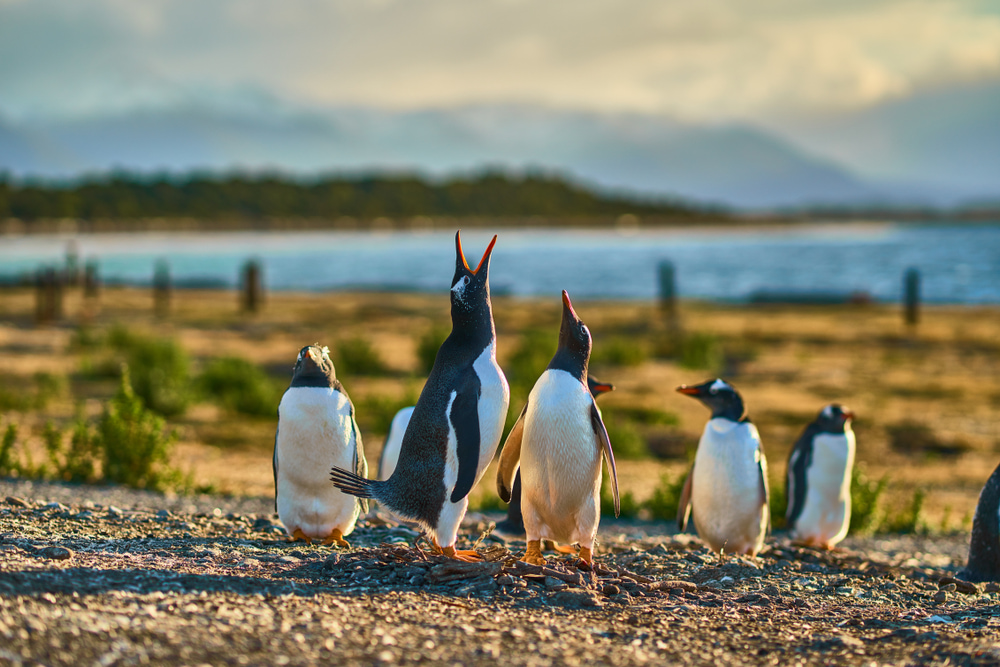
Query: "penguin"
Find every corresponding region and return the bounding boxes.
[495,291,620,566]
[492,375,615,543]
[377,406,415,481]
[274,344,368,547]
[676,378,769,556]
[785,404,856,549]
[960,460,1000,582]
[331,231,510,561]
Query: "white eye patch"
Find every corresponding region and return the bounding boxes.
[822,405,834,418]
[451,275,471,298]
[710,379,730,393]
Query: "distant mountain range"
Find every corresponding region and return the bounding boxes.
[2,85,998,210]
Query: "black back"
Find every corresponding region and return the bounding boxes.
[963,460,1000,582]
[547,291,591,382]
[786,404,852,530]
[380,232,498,524]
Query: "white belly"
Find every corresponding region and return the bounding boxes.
[520,370,602,546]
[794,431,854,547]
[377,406,414,481]
[275,387,364,539]
[691,418,768,555]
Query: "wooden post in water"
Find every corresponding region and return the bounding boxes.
[84,261,100,300]
[658,260,679,332]
[242,260,263,313]
[904,267,920,327]
[51,268,64,320]
[34,268,48,324]
[153,260,171,318]
[34,267,61,324]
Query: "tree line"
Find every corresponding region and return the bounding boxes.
[0,171,712,222]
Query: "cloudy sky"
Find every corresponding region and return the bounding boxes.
[2,0,1000,123]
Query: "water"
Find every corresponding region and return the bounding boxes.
[1,222,998,303]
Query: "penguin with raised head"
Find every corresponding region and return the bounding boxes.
[377,406,415,481]
[785,403,856,549]
[331,231,509,561]
[960,461,1000,582]
[492,375,615,543]
[496,291,620,566]
[274,344,368,546]
[676,378,769,556]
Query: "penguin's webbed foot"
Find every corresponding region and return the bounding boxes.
[578,546,593,566]
[321,528,350,548]
[289,528,313,544]
[522,540,546,566]
[441,546,483,562]
[549,541,578,555]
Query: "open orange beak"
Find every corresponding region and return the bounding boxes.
[843,410,855,421]
[457,231,498,275]
[591,382,614,395]
[561,290,577,316]
[676,385,701,395]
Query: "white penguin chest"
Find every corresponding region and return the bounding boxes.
[805,431,855,499]
[469,340,511,472]
[522,370,599,468]
[276,387,356,479]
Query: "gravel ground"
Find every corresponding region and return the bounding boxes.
[2,478,999,666]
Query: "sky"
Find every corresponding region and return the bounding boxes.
[2,0,1000,123]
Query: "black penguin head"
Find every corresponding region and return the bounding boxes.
[815,403,854,433]
[547,291,592,381]
[587,375,615,399]
[451,231,496,309]
[290,344,337,388]
[676,378,746,422]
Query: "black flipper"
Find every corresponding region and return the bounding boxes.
[272,424,279,513]
[785,424,818,531]
[677,463,694,531]
[450,372,482,503]
[758,449,771,535]
[496,401,527,503]
[590,401,619,517]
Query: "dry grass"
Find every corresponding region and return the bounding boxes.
[0,285,998,528]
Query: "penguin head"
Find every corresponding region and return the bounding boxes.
[816,403,854,433]
[676,378,746,422]
[587,375,615,399]
[545,290,593,381]
[290,344,337,388]
[450,230,497,318]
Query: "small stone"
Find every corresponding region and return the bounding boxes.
[107,506,123,517]
[5,497,29,508]
[939,583,957,593]
[550,589,603,608]
[278,555,301,564]
[253,517,275,530]
[496,575,515,586]
[762,585,781,597]
[602,584,620,596]
[933,590,948,603]
[156,509,171,518]
[39,546,73,561]
[43,502,67,512]
[544,576,567,591]
[985,582,1000,593]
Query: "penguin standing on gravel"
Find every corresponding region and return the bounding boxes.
[496,291,620,566]
[274,345,368,546]
[493,375,616,542]
[331,232,509,561]
[377,406,415,481]
[960,461,1000,582]
[785,404,856,549]
[676,378,769,556]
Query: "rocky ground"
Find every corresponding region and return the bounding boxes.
[1,479,999,666]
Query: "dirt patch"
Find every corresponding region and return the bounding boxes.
[2,478,999,666]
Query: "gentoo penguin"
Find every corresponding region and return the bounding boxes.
[960,461,1000,582]
[785,404,856,549]
[496,291,620,566]
[274,344,368,546]
[331,231,510,561]
[492,375,615,543]
[377,406,415,481]
[676,378,769,556]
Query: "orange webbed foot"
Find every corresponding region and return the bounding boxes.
[289,527,313,544]
[551,542,579,555]
[441,545,482,562]
[522,540,546,566]
[321,528,350,548]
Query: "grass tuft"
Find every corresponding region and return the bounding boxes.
[335,337,388,376]
[200,357,282,417]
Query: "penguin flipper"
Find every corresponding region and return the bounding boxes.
[497,402,528,503]
[677,463,694,531]
[349,405,369,514]
[272,418,280,513]
[785,424,817,531]
[591,401,619,518]
[449,374,482,503]
[758,450,771,535]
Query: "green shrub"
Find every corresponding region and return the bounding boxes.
[200,357,282,417]
[611,406,679,427]
[592,337,648,367]
[504,329,555,396]
[469,492,507,513]
[768,474,787,530]
[678,332,722,370]
[417,326,449,375]
[63,418,98,483]
[0,424,17,477]
[645,472,687,521]
[849,464,887,535]
[96,367,177,490]
[335,337,387,376]
[126,337,192,417]
[601,412,650,460]
[356,390,418,435]
[880,489,927,534]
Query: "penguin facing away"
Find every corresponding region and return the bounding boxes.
[331,231,510,561]
[496,291,620,566]
[274,344,368,547]
[960,460,1000,582]
[492,375,615,544]
[377,406,416,481]
[676,378,769,556]
[785,403,856,549]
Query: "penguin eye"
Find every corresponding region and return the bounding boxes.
[463,276,470,286]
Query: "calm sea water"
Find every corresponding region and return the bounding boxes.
[1,223,998,303]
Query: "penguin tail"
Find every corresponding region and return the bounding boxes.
[330,466,377,499]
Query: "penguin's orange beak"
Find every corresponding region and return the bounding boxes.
[843,410,855,421]
[676,385,701,396]
[591,382,614,395]
[456,231,498,275]
[562,290,578,318]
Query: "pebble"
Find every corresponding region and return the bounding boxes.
[550,589,603,609]
[39,546,73,561]
[43,501,68,512]
[5,496,29,508]
[933,591,948,603]
[602,584,621,596]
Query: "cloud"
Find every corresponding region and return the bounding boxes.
[1,0,999,121]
